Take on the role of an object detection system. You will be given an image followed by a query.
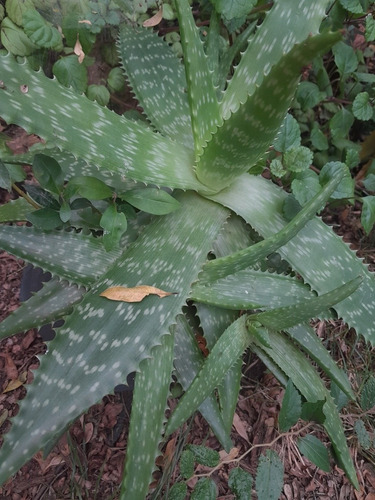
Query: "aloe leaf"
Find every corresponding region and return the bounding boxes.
[221,0,331,117]
[173,314,232,451]
[0,192,228,485]
[195,303,241,436]
[117,24,193,151]
[120,332,175,500]
[191,269,318,310]
[209,174,375,344]
[0,278,84,339]
[249,276,362,330]
[287,325,354,400]
[247,327,359,488]
[0,197,35,222]
[0,53,209,193]
[203,168,344,282]
[166,315,249,436]
[0,225,120,285]
[197,31,341,190]
[175,0,220,155]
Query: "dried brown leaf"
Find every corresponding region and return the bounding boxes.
[143,7,163,27]
[3,378,24,393]
[74,36,85,64]
[100,285,176,303]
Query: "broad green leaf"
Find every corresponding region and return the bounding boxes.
[52,55,88,92]
[360,376,375,411]
[0,278,84,340]
[297,435,331,472]
[59,200,71,223]
[295,81,323,111]
[107,66,125,93]
[345,148,360,169]
[191,478,217,499]
[354,419,372,449]
[249,277,362,331]
[180,449,195,479]
[339,0,363,14]
[209,174,375,343]
[166,315,249,436]
[291,170,320,205]
[168,482,188,500]
[118,24,193,150]
[66,176,112,200]
[331,382,349,411]
[221,0,332,118]
[311,123,329,151]
[0,192,228,485]
[270,158,286,177]
[6,0,34,26]
[0,197,35,222]
[332,41,358,76]
[33,154,64,195]
[247,328,358,487]
[330,107,354,139]
[301,400,326,424]
[363,174,375,191]
[0,53,207,193]
[203,168,344,281]
[27,207,62,230]
[0,16,37,55]
[273,114,301,153]
[361,196,375,235]
[120,332,174,499]
[228,467,253,500]
[279,380,302,432]
[320,162,354,199]
[173,314,232,451]
[283,146,313,173]
[209,0,257,20]
[255,450,284,500]
[187,445,220,467]
[196,31,341,190]
[175,0,220,155]
[365,14,375,42]
[86,84,110,106]
[100,204,127,251]
[353,92,373,121]
[0,160,11,190]
[120,188,180,215]
[23,9,62,49]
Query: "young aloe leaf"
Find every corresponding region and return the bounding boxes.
[221,0,331,118]
[248,276,362,331]
[203,167,344,282]
[209,174,375,344]
[0,197,35,222]
[191,269,319,311]
[247,327,359,488]
[0,192,228,485]
[120,332,174,500]
[166,315,249,436]
[118,24,193,150]
[0,225,121,285]
[173,314,232,451]
[0,53,209,193]
[197,31,341,190]
[255,449,284,500]
[287,324,354,400]
[0,278,84,340]
[175,0,220,156]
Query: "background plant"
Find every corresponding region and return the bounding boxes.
[0,0,374,498]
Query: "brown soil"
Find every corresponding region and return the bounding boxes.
[1,127,375,500]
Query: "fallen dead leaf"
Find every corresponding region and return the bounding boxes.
[100,285,176,303]
[74,35,85,64]
[143,7,163,27]
[3,378,24,393]
[232,412,250,443]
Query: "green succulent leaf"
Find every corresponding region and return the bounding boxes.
[297,435,331,472]
[255,450,284,500]
[196,31,341,190]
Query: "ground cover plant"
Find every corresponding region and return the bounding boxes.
[0,0,375,497]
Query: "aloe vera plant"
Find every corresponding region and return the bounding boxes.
[0,0,374,496]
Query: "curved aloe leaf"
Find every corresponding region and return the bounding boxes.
[202,167,344,282]
[166,315,249,436]
[0,278,84,339]
[221,0,331,118]
[0,226,120,285]
[173,314,232,451]
[209,174,375,344]
[196,31,341,190]
[120,332,175,500]
[247,327,359,489]
[175,0,220,156]
[0,54,209,193]
[191,269,317,310]
[0,192,228,485]
[118,24,193,150]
